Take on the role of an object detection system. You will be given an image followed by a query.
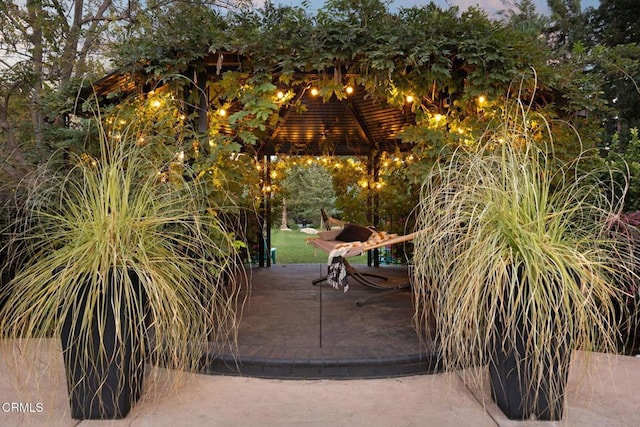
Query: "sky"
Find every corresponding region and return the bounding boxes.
[277,0,601,17]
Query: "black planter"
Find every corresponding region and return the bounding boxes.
[59,269,145,419]
[489,306,571,420]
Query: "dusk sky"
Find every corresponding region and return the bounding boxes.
[277,1,601,17]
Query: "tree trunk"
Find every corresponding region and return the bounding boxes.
[27,0,44,146]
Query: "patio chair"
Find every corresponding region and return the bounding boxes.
[307,222,416,306]
[321,208,346,230]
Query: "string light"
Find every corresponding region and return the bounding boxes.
[310,88,319,96]
[406,94,415,103]
[345,86,354,95]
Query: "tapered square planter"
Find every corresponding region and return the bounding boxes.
[489,313,571,421]
[59,269,145,419]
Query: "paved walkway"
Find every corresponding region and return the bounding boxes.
[1,262,639,426]
[1,339,639,426]
[206,264,438,378]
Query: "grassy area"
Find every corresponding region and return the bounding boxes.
[270,228,368,265]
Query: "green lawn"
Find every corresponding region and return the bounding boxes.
[270,228,368,265]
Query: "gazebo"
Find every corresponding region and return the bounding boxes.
[80,50,418,266]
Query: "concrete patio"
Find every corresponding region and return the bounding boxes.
[1,263,639,426]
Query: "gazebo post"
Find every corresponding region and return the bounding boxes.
[367,149,381,267]
[196,71,209,135]
[373,149,381,267]
[265,155,272,267]
[257,153,272,267]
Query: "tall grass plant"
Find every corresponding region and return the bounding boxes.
[412,99,637,419]
[0,105,245,417]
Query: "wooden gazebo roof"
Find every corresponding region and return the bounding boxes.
[80,51,416,157]
[262,84,415,156]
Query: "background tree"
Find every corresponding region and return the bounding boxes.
[587,0,640,211]
[2,0,128,190]
[547,0,585,51]
[275,161,337,227]
[499,0,549,35]
[0,0,250,196]
[592,0,640,142]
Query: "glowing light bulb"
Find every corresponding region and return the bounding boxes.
[345,86,354,95]
[406,95,415,103]
[310,88,319,96]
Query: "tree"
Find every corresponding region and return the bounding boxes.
[1,0,131,189]
[547,0,585,49]
[585,0,640,210]
[276,161,336,227]
[499,0,549,35]
[592,0,640,143]
[0,0,250,196]
[593,0,640,46]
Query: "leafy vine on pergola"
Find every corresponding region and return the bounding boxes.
[80,0,600,264]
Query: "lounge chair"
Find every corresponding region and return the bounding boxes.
[307,222,416,306]
[321,208,346,230]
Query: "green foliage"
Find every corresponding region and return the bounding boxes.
[9,0,640,276]
[112,2,230,71]
[270,227,367,265]
[326,156,370,225]
[275,161,336,225]
[576,1,640,156]
[108,0,557,133]
[593,0,640,45]
[605,128,640,212]
[10,0,614,224]
[269,154,416,233]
